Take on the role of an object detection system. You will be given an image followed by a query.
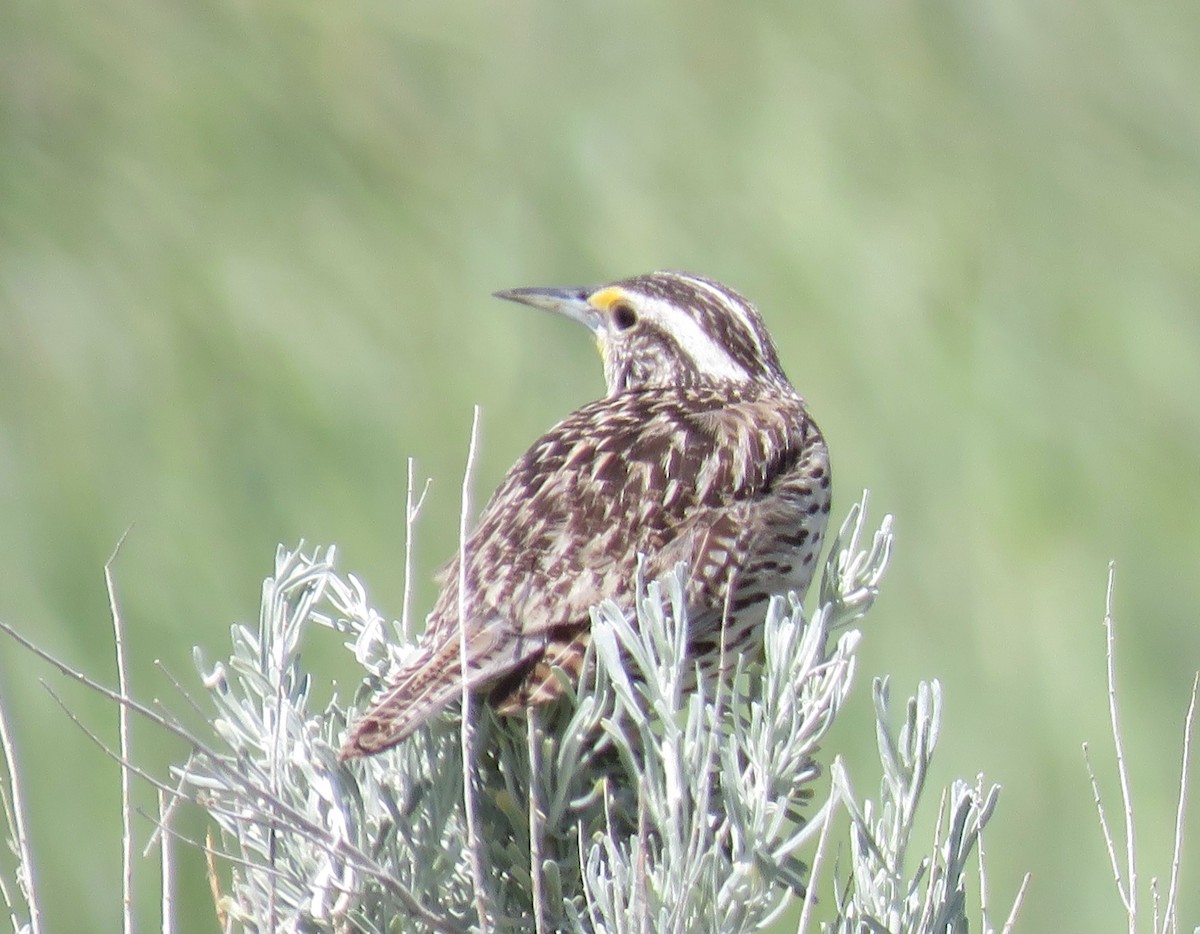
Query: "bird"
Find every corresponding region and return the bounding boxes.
[340,271,831,760]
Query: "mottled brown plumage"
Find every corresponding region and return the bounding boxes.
[341,271,831,759]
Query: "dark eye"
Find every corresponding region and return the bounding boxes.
[612,302,638,330]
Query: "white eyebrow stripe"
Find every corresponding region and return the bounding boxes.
[676,273,765,359]
[640,296,751,382]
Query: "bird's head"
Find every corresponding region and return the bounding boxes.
[494,271,789,396]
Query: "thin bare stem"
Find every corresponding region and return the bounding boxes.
[796,778,840,933]
[671,569,735,930]
[915,786,950,934]
[143,774,188,858]
[153,660,208,720]
[264,567,293,931]
[457,405,491,933]
[105,530,135,934]
[999,873,1031,934]
[975,774,990,932]
[1103,563,1137,930]
[526,707,547,934]
[0,691,42,934]
[205,829,227,932]
[1084,741,1128,911]
[635,787,649,934]
[0,827,18,934]
[401,457,432,643]
[1162,671,1198,933]
[159,790,175,934]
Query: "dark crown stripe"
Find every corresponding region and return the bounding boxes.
[617,271,784,382]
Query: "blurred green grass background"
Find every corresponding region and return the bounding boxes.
[2,0,1199,929]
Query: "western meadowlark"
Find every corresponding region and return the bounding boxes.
[341,271,831,759]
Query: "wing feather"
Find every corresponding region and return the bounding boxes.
[341,386,822,759]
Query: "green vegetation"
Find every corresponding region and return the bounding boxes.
[2,1,1198,930]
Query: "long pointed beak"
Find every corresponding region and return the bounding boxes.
[493,285,604,334]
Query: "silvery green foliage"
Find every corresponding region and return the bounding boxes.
[187,552,474,932]
[180,496,910,932]
[0,711,36,934]
[572,497,892,934]
[829,680,1001,934]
